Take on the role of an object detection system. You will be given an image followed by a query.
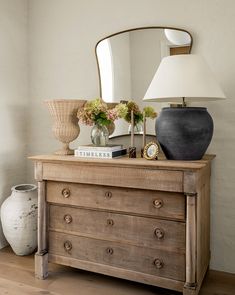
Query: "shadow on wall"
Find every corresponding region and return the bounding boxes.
[0,103,28,249]
[0,168,9,248]
[0,155,13,249]
[0,151,28,249]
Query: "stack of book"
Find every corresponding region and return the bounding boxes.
[74,144,127,159]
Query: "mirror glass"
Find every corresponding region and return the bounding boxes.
[96,27,192,137]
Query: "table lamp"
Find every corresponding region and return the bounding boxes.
[143,54,226,160]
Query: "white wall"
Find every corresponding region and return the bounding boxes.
[0,0,28,248]
[28,0,235,273]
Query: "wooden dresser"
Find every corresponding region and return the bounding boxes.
[29,155,214,295]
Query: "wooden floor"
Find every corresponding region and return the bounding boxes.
[0,247,234,295]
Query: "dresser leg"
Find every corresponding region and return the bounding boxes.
[183,282,201,295]
[183,287,196,295]
[35,252,48,279]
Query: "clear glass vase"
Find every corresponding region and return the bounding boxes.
[128,122,143,134]
[91,123,109,146]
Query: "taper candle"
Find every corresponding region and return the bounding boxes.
[143,111,146,148]
[131,109,134,147]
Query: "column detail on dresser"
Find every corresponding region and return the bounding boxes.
[184,193,197,294]
[34,162,48,280]
[29,154,214,294]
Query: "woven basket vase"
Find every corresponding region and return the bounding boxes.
[45,99,86,155]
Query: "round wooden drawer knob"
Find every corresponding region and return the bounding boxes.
[62,188,71,198]
[107,219,114,226]
[64,214,73,224]
[154,258,164,269]
[153,199,163,209]
[154,228,165,239]
[105,191,112,199]
[106,247,114,255]
[64,241,72,252]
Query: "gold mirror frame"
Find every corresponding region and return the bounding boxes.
[95,26,193,98]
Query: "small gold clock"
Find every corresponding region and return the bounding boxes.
[143,141,159,160]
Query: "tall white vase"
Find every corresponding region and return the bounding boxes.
[0,184,38,256]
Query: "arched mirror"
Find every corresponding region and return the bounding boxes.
[95,27,193,138]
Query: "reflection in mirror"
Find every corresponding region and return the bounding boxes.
[96,27,192,137]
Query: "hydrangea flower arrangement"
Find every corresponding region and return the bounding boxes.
[77,98,128,126]
[77,98,157,127]
[117,101,157,124]
[143,106,157,119]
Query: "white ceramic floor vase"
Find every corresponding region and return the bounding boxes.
[0,184,38,256]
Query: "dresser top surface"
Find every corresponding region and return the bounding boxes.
[29,154,215,171]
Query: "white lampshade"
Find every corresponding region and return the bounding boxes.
[143,54,226,103]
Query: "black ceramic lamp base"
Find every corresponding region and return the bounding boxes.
[156,107,213,160]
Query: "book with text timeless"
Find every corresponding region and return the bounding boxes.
[75,144,127,159]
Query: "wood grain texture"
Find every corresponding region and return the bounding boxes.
[37,181,47,253]
[47,181,186,220]
[196,165,211,291]
[29,154,215,171]
[34,161,43,181]
[184,164,211,194]
[183,286,198,295]
[35,252,48,280]
[48,231,186,281]
[0,276,58,295]
[43,163,183,192]
[49,254,184,292]
[185,194,197,288]
[183,171,198,194]
[1,247,234,295]
[35,180,48,279]
[29,154,214,295]
[49,204,186,252]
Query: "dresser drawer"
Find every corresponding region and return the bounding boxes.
[49,205,185,252]
[47,181,185,220]
[43,163,183,192]
[49,231,185,281]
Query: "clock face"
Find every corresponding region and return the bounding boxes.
[147,145,158,157]
[144,142,159,160]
